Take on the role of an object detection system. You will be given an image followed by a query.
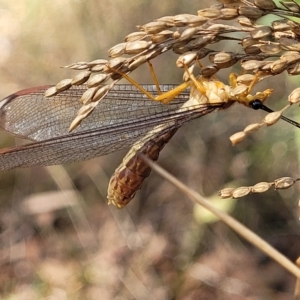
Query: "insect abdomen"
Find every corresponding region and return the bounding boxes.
[107,127,178,208]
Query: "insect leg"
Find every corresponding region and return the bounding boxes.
[108,65,191,104]
[228,73,238,88]
[147,61,162,95]
[182,63,208,95]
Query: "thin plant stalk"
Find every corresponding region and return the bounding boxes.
[141,154,300,279]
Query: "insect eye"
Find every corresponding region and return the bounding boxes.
[249,99,263,110]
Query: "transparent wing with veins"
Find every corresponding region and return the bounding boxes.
[0,84,187,141]
[0,84,222,171]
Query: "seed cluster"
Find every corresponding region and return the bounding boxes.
[230,86,300,145]
[45,0,300,131]
[219,176,300,198]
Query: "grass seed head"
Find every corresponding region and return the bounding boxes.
[80,87,98,104]
[56,78,72,92]
[155,16,175,27]
[232,186,251,198]
[176,52,197,67]
[47,0,300,138]
[281,1,300,13]
[251,26,272,39]
[71,71,91,85]
[287,62,300,75]
[259,43,281,55]
[254,0,276,10]
[270,59,288,74]
[263,111,282,126]
[220,8,239,20]
[218,188,235,198]
[197,8,222,19]
[178,27,198,42]
[274,177,297,189]
[107,57,127,70]
[44,86,58,97]
[124,31,148,42]
[280,37,300,51]
[238,6,263,19]
[108,43,126,58]
[151,30,173,43]
[87,59,108,67]
[137,21,170,34]
[251,182,273,193]
[91,64,107,73]
[69,103,98,132]
[172,14,209,27]
[200,65,219,77]
[230,131,247,145]
[288,87,300,104]
[211,52,238,69]
[243,123,263,134]
[236,74,256,85]
[128,56,148,71]
[124,41,151,55]
[86,74,108,88]
[92,85,110,102]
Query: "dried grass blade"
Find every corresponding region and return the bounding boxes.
[141,155,300,279]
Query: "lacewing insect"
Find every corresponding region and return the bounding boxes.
[0,84,224,207]
[0,75,296,207]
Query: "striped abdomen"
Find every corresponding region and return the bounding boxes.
[107,127,178,208]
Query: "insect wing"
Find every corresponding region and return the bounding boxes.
[0,84,219,171]
[0,85,189,141]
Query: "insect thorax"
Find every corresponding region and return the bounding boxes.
[189,78,231,106]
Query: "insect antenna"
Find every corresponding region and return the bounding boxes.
[250,100,300,129]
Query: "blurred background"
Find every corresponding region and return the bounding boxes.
[0,0,299,299]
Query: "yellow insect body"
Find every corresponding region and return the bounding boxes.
[188,73,273,107]
[189,77,231,106]
[114,63,273,108]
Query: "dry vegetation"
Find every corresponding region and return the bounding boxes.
[0,0,300,299]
